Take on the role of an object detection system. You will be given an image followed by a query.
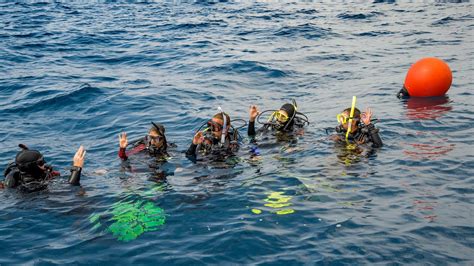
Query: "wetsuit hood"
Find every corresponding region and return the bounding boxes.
[280,103,296,119]
[279,103,296,129]
[14,146,48,184]
[16,149,44,173]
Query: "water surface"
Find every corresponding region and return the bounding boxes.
[0,1,473,264]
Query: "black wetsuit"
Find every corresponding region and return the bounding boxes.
[186,132,240,161]
[336,123,383,148]
[2,163,82,192]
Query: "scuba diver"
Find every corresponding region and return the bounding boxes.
[186,108,240,161]
[248,99,309,137]
[118,122,170,161]
[332,107,383,148]
[118,122,176,180]
[0,144,86,192]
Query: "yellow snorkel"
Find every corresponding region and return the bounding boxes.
[345,96,357,141]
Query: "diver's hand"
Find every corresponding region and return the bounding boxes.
[119,132,128,148]
[193,131,204,145]
[73,145,86,168]
[361,108,373,125]
[249,105,260,122]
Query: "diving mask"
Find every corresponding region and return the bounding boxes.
[207,120,224,132]
[147,134,163,142]
[337,113,360,125]
[274,110,289,123]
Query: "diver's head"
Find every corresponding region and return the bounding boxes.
[274,103,296,129]
[15,146,47,179]
[147,123,167,150]
[337,107,361,133]
[208,112,231,139]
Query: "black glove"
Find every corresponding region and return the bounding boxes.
[69,166,82,185]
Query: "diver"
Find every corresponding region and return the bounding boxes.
[332,107,383,148]
[118,122,176,179]
[0,144,86,192]
[186,108,240,161]
[248,99,309,137]
[118,122,170,161]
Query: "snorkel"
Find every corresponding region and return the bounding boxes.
[217,106,227,146]
[282,99,298,131]
[345,96,357,141]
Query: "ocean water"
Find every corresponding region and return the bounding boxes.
[0,1,473,264]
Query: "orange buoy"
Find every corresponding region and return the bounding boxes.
[404,58,452,97]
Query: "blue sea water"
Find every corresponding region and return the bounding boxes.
[1,1,473,264]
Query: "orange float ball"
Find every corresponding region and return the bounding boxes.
[404,57,452,97]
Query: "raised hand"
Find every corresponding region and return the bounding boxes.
[193,131,204,145]
[119,132,128,148]
[73,145,86,168]
[249,105,260,122]
[361,108,373,125]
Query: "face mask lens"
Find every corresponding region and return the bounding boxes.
[337,114,347,124]
[337,113,360,124]
[208,121,222,132]
[148,135,162,142]
[275,111,288,123]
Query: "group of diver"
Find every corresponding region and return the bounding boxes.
[0,100,382,192]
